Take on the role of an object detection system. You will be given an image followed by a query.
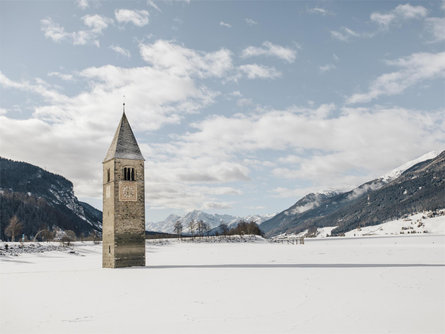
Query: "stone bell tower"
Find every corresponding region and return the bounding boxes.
[102,107,145,268]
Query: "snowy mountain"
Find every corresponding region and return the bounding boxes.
[0,157,102,240]
[146,210,274,233]
[381,151,437,182]
[146,210,239,233]
[262,150,445,237]
[240,213,276,226]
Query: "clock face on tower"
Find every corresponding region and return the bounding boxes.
[119,181,137,201]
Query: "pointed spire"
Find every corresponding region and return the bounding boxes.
[104,112,145,162]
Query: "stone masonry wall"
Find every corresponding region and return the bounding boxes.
[103,158,145,268]
[102,159,115,268]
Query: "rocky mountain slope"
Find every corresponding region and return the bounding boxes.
[262,151,445,237]
[0,157,101,240]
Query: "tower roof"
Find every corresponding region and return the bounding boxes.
[104,112,145,162]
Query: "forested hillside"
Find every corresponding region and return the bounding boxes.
[0,157,101,240]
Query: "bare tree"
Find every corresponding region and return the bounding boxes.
[5,215,24,242]
[188,220,196,237]
[33,228,55,242]
[203,221,210,236]
[196,220,210,237]
[61,230,76,246]
[91,230,101,244]
[220,223,229,236]
[174,221,183,238]
[41,229,55,242]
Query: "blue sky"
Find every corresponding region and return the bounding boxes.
[0,0,444,222]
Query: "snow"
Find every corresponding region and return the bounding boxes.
[274,211,445,240]
[381,151,437,182]
[1,236,444,333]
[345,212,445,237]
[314,226,337,237]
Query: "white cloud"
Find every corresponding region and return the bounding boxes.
[48,72,74,81]
[203,201,232,210]
[139,40,233,78]
[82,14,111,33]
[0,71,66,102]
[245,18,257,26]
[145,183,235,211]
[426,17,445,42]
[308,7,331,16]
[110,45,131,57]
[237,98,253,107]
[239,64,281,79]
[1,49,444,211]
[347,181,384,201]
[0,56,218,192]
[76,0,89,10]
[330,27,360,42]
[241,41,297,63]
[370,4,428,28]
[393,4,428,19]
[157,104,444,198]
[319,64,336,73]
[0,41,243,210]
[115,9,149,27]
[147,0,161,13]
[220,21,231,28]
[347,51,445,104]
[0,108,7,115]
[41,15,112,46]
[370,13,395,27]
[41,18,68,42]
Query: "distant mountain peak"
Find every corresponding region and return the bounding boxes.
[381,151,438,182]
[146,210,273,233]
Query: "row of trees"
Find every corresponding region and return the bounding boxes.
[174,219,211,237]
[2,215,100,243]
[0,190,101,241]
[173,219,263,238]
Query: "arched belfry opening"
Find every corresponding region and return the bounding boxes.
[102,108,145,268]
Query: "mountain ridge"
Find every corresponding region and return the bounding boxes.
[261,150,445,237]
[146,210,273,233]
[0,157,101,240]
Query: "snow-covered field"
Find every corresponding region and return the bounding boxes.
[1,235,444,333]
[276,211,445,240]
[345,212,445,237]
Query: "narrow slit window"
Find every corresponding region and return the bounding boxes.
[107,169,110,182]
[131,168,135,181]
[123,167,127,180]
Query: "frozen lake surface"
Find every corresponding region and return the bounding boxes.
[1,235,444,333]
